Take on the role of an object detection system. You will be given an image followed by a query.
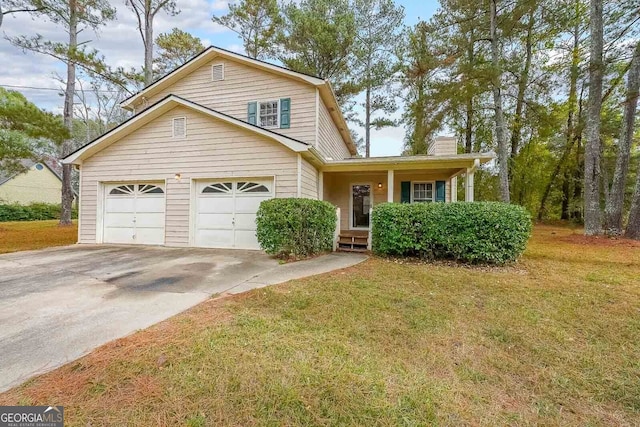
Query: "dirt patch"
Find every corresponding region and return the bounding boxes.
[560,234,640,248]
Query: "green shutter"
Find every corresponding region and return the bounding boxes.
[401,181,411,203]
[436,181,446,202]
[247,102,257,125]
[280,98,291,129]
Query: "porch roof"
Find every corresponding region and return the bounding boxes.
[320,152,494,173]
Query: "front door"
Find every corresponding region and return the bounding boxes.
[351,184,371,229]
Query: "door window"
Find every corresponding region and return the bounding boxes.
[352,184,371,228]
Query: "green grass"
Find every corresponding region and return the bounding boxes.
[1,225,639,426]
[0,220,77,254]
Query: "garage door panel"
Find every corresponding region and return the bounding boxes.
[234,212,258,229]
[104,227,135,244]
[105,198,135,213]
[197,212,234,229]
[197,197,234,213]
[135,197,166,212]
[195,229,234,248]
[104,213,134,227]
[235,196,268,213]
[134,212,165,228]
[234,230,261,250]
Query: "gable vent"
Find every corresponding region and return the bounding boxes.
[173,117,186,138]
[211,63,224,81]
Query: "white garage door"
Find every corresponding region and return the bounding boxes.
[195,179,273,250]
[103,183,165,245]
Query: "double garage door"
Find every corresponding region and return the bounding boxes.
[103,179,272,249]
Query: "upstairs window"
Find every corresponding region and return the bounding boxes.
[259,100,279,128]
[172,117,186,138]
[211,63,224,81]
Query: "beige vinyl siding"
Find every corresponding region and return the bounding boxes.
[79,106,298,245]
[0,164,62,205]
[317,100,351,160]
[300,157,318,199]
[140,58,316,146]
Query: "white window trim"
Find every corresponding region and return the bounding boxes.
[410,181,435,203]
[211,63,225,81]
[254,99,280,129]
[172,116,187,139]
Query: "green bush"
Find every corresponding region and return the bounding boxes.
[0,203,78,222]
[372,202,532,264]
[256,198,337,258]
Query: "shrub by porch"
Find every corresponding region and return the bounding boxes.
[372,202,532,264]
[256,198,336,259]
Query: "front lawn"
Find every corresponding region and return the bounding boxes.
[0,220,77,254]
[1,225,639,425]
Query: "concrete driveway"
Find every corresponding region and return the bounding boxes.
[0,245,366,392]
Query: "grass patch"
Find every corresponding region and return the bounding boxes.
[0,220,77,254]
[1,225,639,425]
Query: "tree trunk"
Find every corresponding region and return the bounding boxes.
[143,2,154,86]
[604,41,640,235]
[561,170,570,220]
[509,9,534,162]
[365,85,371,158]
[60,0,77,227]
[464,29,474,154]
[626,165,640,239]
[490,0,509,203]
[583,0,604,235]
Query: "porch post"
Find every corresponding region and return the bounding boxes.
[450,176,457,202]
[387,169,394,202]
[318,170,324,200]
[465,169,474,202]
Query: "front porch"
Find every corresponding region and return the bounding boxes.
[317,153,493,252]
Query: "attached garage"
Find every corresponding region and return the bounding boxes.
[194,179,272,250]
[65,96,313,247]
[103,183,165,245]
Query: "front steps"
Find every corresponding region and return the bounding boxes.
[337,231,369,253]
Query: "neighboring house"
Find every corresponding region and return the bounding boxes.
[0,159,62,205]
[63,46,493,251]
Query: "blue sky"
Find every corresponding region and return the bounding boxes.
[0,0,441,156]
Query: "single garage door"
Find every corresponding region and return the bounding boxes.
[103,183,165,245]
[195,179,273,250]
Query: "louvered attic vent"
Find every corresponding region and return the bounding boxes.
[173,117,186,138]
[212,63,224,81]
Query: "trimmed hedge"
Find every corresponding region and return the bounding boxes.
[256,198,336,258]
[0,203,78,222]
[372,202,532,264]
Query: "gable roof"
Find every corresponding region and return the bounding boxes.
[63,95,317,165]
[119,45,356,155]
[0,158,62,186]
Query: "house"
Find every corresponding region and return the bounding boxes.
[63,46,493,251]
[0,159,63,205]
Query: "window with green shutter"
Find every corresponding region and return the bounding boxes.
[401,181,411,203]
[247,102,257,125]
[436,181,446,202]
[280,98,290,129]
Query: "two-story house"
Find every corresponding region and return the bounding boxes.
[63,46,493,250]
